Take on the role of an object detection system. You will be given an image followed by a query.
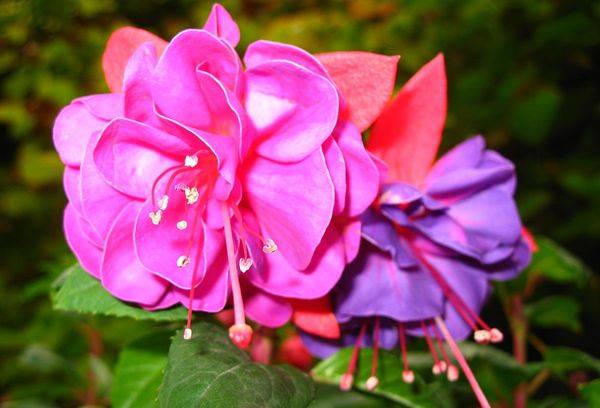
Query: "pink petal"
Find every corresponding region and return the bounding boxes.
[143,289,179,310]
[339,217,362,263]
[101,202,170,305]
[153,29,241,127]
[81,132,133,239]
[133,186,206,289]
[93,118,194,198]
[63,166,82,214]
[334,120,379,217]
[243,150,334,271]
[64,204,102,278]
[368,54,447,186]
[76,94,123,120]
[202,3,240,47]
[246,225,346,299]
[102,26,167,93]
[317,51,399,132]
[243,282,292,328]
[244,60,338,162]
[244,40,327,76]
[53,97,114,166]
[123,43,160,126]
[322,139,347,215]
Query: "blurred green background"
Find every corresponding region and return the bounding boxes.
[0,0,598,406]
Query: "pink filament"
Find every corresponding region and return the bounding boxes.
[345,322,368,377]
[397,322,410,372]
[421,320,441,365]
[370,317,381,378]
[434,316,490,408]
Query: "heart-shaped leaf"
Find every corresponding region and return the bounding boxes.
[159,321,315,407]
[52,264,186,321]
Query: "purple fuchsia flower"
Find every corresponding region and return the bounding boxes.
[300,55,532,406]
[53,4,398,348]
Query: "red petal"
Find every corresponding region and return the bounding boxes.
[521,227,539,253]
[277,334,313,371]
[102,27,167,93]
[368,53,447,186]
[290,297,340,339]
[317,51,399,132]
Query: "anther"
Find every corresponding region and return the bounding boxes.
[183,327,192,340]
[239,258,253,273]
[184,155,199,168]
[176,220,188,230]
[447,364,460,381]
[228,324,253,349]
[474,330,491,344]
[366,376,379,391]
[177,255,190,268]
[149,210,162,225]
[158,195,169,211]
[402,370,415,384]
[339,373,354,391]
[433,361,448,375]
[185,187,199,205]
[489,328,504,343]
[262,239,277,253]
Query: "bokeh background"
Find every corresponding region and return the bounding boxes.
[0,0,598,406]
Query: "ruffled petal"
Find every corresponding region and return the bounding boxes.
[322,139,346,215]
[243,150,334,270]
[102,26,167,93]
[153,29,241,127]
[369,54,446,185]
[244,60,338,162]
[202,3,240,47]
[101,202,170,305]
[123,42,160,126]
[244,40,328,76]
[317,51,399,131]
[335,243,444,324]
[334,120,379,217]
[63,167,82,214]
[290,297,340,339]
[94,118,195,198]
[64,204,102,278]
[243,282,292,328]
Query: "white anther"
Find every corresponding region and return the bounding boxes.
[474,330,491,344]
[176,220,188,230]
[183,328,192,340]
[365,376,379,391]
[447,365,459,381]
[158,195,169,211]
[149,210,162,225]
[402,370,415,384]
[184,155,199,168]
[262,239,277,253]
[177,255,190,268]
[238,258,253,273]
[489,328,504,343]
[185,187,199,205]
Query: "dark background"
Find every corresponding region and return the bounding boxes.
[0,0,598,406]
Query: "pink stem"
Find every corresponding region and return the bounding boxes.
[435,316,490,408]
[221,203,245,326]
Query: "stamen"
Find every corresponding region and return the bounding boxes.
[489,328,504,343]
[185,155,199,168]
[432,322,452,376]
[421,320,444,375]
[177,255,190,268]
[397,322,414,384]
[340,321,367,391]
[183,205,205,339]
[158,195,169,211]
[185,187,199,205]
[474,330,491,344]
[366,317,381,391]
[238,258,253,273]
[222,203,252,349]
[262,238,277,253]
[149,210,162,225]
[183,328,192,340]
[435,316,490,408]
[176,220,188,230]
[447,364,460,382]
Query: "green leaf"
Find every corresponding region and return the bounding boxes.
[112,331,171,408]
[528,238,591,285]
[543,347,600,377]
[52,264,186,321]
[312,347,451,408]
[311,384,397,407]
[579,378,600,406]
[159,321,315,407]
[525,295,581,332]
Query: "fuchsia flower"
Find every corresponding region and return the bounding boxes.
[300,55,532,406]
[53,4,398,348]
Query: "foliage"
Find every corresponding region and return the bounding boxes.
[0,0,598,406]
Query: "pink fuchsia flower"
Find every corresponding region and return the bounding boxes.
[53,3,395,348]
[300,55,532,406]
